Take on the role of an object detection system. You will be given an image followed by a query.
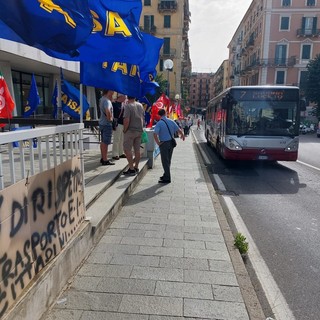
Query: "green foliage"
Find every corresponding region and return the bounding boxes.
[305,54,320,119]
[234,232,249,255]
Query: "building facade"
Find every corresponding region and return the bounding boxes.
[0,39,94,118]
[228,0,320,90]
[212,60,230,96]
[141,0,191,104]
[189,72,215,112]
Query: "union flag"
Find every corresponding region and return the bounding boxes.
[0,72,15,127]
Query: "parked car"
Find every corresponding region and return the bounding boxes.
[300,125,313,134]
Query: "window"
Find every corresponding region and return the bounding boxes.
[275,44,287,64]
[144,15,154,31]
[163,37,170,54]
[282,0,291,6]
[276,70,285,84]
[280,17,290,30]
[299,71,308,87]
[302,17,317,35]
[307,0,315,6]
[164,15,171,28]
[301,44,311,60]
[144,0,151,5]
[12,71,50,116]
[159,59,164,71]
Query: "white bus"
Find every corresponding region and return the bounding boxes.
[205,86,305,161]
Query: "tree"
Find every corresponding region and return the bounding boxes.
[305,54,320,119]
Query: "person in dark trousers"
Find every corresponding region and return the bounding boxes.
[112,93,127,160]
[153,108,185,183]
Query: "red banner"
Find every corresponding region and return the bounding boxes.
[0,72,15,127]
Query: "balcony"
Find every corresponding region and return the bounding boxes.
[297,28,320,37]
[139,25,157,35]
[246,38,254,49]
[243,57,296,68]
[158,0,177,12]
[160,48,176,58]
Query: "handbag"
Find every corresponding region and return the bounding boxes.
[161,119,177,148]
[141,130,149,143]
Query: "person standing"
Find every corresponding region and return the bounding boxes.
[197,118,201,130]
[122,96,145,176]
[112,93,127,160]
[99,89,115,165]
[153,108,185,183]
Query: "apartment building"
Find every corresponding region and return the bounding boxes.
[189,72,215,112]
[212,60,230,96]
[141,0,192,104]
[228,0,320,91]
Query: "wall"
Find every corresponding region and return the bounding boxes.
[0,156,85,318]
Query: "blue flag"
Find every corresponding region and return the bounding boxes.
[52,81,58,119]
[24,74,40,118]
[80,32,163,97]
[0,0,93,56]
[52,74,90,120]
[139,33,164,83]
[81,61,141,97]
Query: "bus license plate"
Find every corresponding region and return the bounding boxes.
[258,155,268,160]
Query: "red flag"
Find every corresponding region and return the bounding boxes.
[0,72,15,127]
[147,93,170,128]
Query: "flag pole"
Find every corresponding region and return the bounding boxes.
[79,83,85,198]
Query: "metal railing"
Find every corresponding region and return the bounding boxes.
[0,123,84,190]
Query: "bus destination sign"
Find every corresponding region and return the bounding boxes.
[231,89,299,101]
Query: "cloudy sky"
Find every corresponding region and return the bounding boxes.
[188,0,252,73]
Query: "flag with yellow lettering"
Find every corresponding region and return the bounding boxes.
[52,75,90,120]
[39,0,145,65]
[24,74,40,118]
[80,61,141,97]
[0,0,93,56]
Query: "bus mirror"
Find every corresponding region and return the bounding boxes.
[300,99,306,111]
[221,97,228,109]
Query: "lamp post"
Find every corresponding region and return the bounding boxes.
[164,59,173,97]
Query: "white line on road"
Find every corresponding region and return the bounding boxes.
[297,160,320,172]
[222,195,295,320]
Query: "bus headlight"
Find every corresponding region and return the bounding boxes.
[285,139,299,152]
[227,138,243,151]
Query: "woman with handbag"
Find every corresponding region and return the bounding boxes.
[153,108,185,183]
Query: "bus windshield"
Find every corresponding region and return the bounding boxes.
[226,99,299,136]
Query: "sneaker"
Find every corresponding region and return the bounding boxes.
[112,156,120,160]
[123,168,136,176]
[119,154,127,159]
[101,160,115,166]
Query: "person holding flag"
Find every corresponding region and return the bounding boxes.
[24,74,40,118]
[0,71,15,128]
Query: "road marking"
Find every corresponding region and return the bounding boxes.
[223,195,296,320]
[222,196,296,320]
[211,172,296,320]
[297,160,320,172]
[213,174,226,192]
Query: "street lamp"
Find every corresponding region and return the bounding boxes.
[164,59,173,97]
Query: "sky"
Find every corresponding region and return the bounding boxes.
[188,0,252,73]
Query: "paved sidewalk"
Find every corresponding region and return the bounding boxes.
[44,133,251,319]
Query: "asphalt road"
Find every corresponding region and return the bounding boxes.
[195,129,320,320]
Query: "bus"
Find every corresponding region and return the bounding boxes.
[205,85,305,161]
